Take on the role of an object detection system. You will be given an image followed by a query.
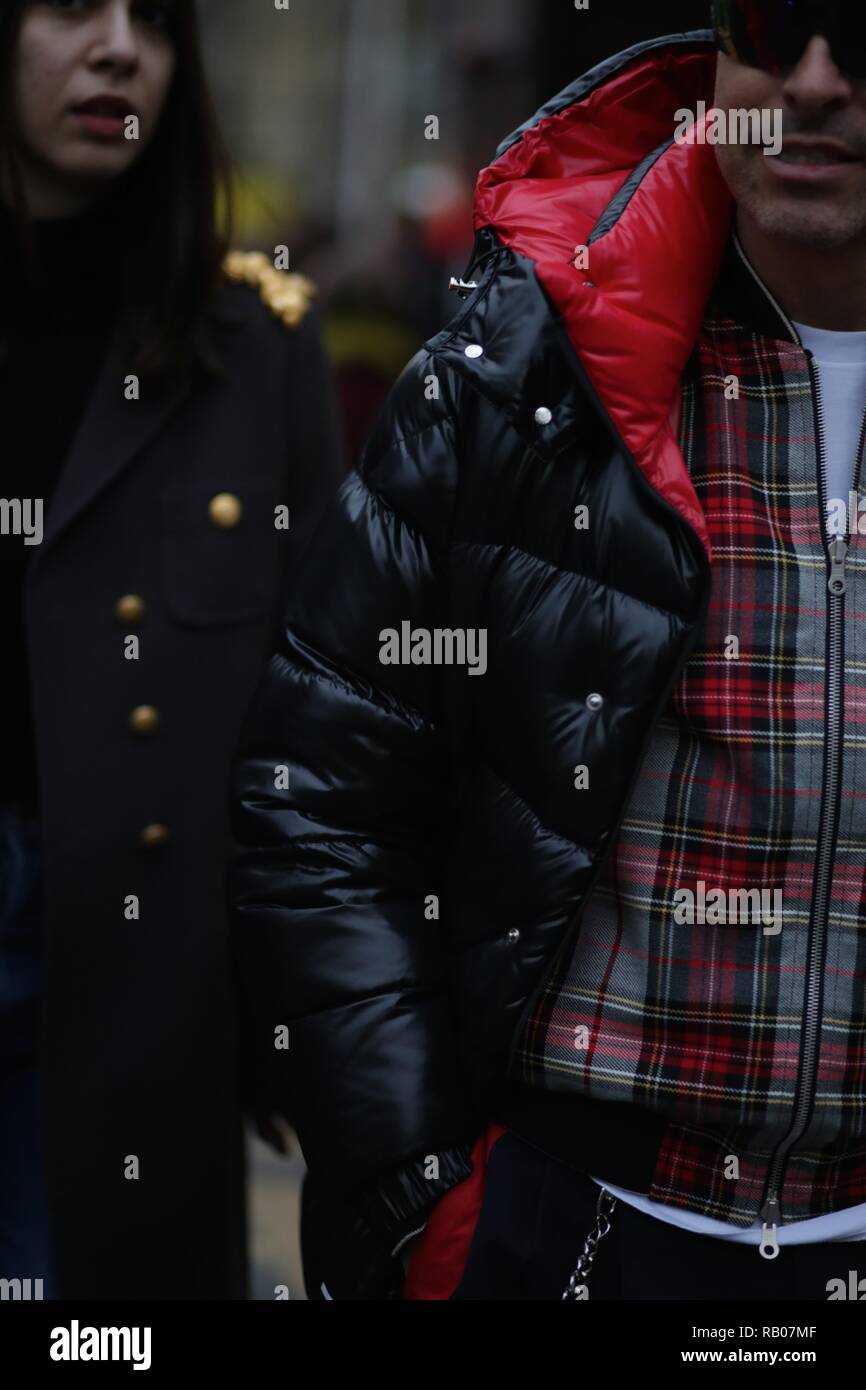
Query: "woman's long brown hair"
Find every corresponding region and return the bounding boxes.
[0,0,234,375]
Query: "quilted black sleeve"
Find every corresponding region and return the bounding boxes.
[228,348,481,1214]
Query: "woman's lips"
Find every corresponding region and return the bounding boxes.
[71,98,134,140]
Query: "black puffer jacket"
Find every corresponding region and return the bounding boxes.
[229,28,730,1259]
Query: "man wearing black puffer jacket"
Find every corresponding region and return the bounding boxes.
[230,2,866,1300]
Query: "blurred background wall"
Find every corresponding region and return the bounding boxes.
[200,0,707,1297]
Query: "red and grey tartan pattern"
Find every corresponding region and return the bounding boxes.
[509,310,866,1224]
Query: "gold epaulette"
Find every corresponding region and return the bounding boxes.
[223,250,316,329]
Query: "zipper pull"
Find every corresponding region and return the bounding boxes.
[759,1193,781,1259]
[828,535,848,595]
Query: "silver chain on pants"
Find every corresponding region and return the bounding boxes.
[561,1186,618,1300]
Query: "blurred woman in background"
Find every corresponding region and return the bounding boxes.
[0,0,341,1299]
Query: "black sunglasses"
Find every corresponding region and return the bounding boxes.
[713,0,866,78]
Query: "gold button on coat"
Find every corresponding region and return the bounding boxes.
[130,705,160,735]
[139,823,169,849]
[115,594,146,624]
[208,493,243,529]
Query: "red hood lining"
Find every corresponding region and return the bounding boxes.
[474,43,736,560]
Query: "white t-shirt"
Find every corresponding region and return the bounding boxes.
[794,319,866,535]
[592,322,866,1245]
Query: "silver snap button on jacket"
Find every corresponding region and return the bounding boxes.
[465,343,484,359]
[586,692,604,711]
[534,406,552,425]
[507,927,521,944]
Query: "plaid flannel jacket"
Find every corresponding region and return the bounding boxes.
[510,232,866,1228]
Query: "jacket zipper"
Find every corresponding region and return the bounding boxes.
[714,237,866,1257]
[757,353,866,1259]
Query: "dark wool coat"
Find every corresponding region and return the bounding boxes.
[29,269,341,1299]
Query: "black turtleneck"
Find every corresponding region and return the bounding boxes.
[0,195,126,808]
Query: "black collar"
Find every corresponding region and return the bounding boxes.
[708,224,800,345]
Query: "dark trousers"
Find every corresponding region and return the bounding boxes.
[451,1130,866,1301]
[0,802,55,1298]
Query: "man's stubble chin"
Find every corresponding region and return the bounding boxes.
[714,145,866,249]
